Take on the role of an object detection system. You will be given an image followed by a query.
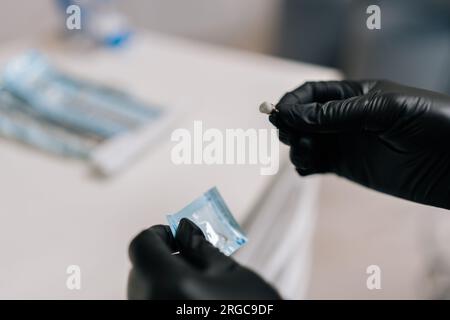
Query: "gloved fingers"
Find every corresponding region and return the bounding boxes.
[269,112,280,128]
[271,82,342,129]
[175,218,236,272]
[289,134,332,175]
[278,128,291,145]
[270,81,378,132]
[277,80,365,107]
[129,225,185,275]
[127,268,151,300]
[275,94,379,134]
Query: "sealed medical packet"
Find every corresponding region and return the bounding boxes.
[0,87,97,158]
[167,187,248,256]
[0,51,176,175]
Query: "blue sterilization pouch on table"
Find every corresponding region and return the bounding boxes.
[2,50,161,140]
[167,187,248,256]
[0,50,170,175]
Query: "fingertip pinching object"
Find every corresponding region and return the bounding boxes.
[259,101,278,114]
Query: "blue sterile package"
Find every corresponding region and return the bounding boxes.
[2,51,161,140]
[167,187,248,256]
[0,86,96,158]
[0,51,170,174]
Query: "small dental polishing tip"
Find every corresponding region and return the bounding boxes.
[259,101,278,114]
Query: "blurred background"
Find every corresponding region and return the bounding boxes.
[1,0,450,299]
[2,0,449,94]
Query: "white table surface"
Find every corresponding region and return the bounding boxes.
[0,32,340,299]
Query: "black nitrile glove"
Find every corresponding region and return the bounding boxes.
[128,218,281,300]
[270,80,450,210]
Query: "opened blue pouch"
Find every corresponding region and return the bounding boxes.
[167,187,247,256]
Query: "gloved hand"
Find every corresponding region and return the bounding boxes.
[128,218,281,299]
[270,80,450,210]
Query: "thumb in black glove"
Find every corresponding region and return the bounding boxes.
[270,80,450,210]
[128,218,281,300]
